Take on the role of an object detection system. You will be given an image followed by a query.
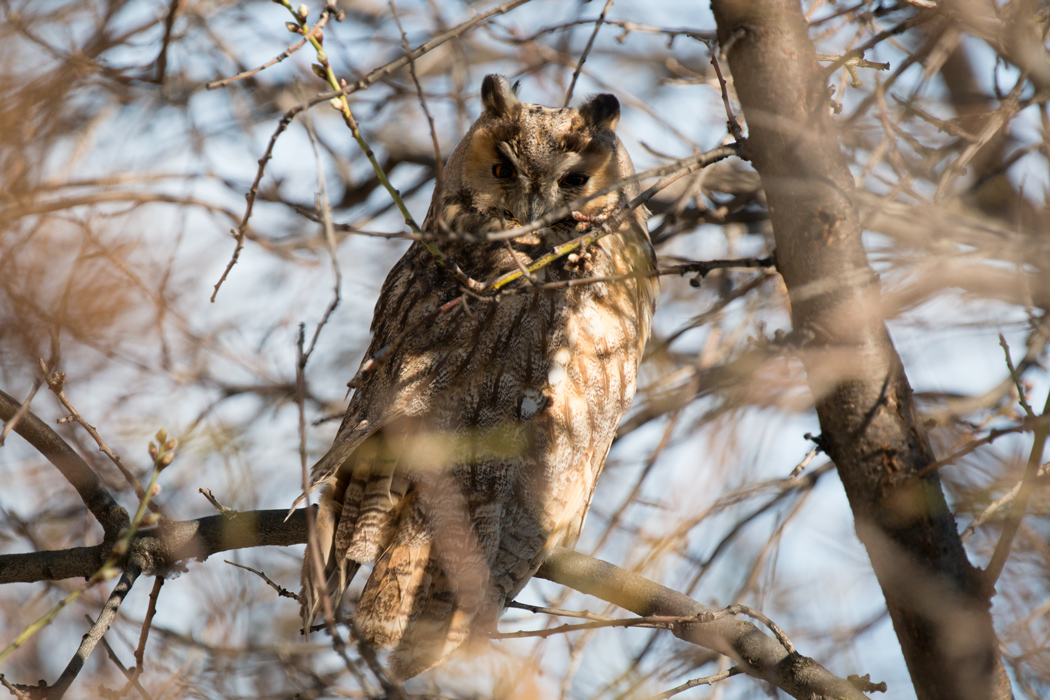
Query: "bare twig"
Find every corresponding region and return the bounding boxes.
[100,634,155,700]
[563,0,615,108]
[211,110,294,301]
[225,560,301,601]
[0,379,42,448]
[134,576,163,672]
[42,368,157,512]
[648,668,741,700]
[985,388,1050,586]
[198,487,233,515]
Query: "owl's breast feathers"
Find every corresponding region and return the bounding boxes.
[301,75,656,679]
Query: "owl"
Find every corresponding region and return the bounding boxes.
[301,74,657,679]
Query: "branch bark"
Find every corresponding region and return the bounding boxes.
[707,2,1012,699]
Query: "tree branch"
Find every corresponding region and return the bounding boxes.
[0,389,128,537]
[48,563,141,699]
[2,512,865,700]
[538,548,868,700]
[0,509,310,584]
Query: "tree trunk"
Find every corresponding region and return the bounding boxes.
[708,2,1013,699]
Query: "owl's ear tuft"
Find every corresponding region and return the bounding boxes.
[579,94,620,131]
[481,74,521,117]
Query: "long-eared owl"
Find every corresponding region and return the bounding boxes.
[301,74,657,679]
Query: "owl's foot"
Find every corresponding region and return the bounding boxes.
[572,210,609,232]
[565,247,595,274]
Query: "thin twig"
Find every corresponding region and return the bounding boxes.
[1000,333,1035,418]
[42,365,158,512]
[198,487,233,515]
[101,634,155,700]
[647,668,741,700]
[134,577,164,672]
[0,379,42,447]
[225,560,301,601]
[300,84,342,362]
[390,1,443,192]
[0,674,32,700]
[211,110,294,301]
[505,600,616,622]
[206,27,317,90]
[154,0,180,84]
[563,0,615,107]
[493,614,698,640]
[918,416,1046,477]
[984,388,1050,586]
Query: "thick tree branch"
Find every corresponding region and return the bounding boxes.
[708,2,1011,700]
[0,509,311,584]
[2,509,863,700]
[0,389,128,537]
[538,548,868,700]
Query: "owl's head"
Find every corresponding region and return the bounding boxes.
[436,74,640,234]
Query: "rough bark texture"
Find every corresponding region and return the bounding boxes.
[708,2,1012,699]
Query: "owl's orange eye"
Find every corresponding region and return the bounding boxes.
[560,172,589,187]
[492,163,516,179]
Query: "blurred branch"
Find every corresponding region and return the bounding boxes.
[0,389,128,538]
[47,564,142,700]
[984,388,1050,585]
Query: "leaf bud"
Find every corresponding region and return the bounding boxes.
[285,21,302,33]
[311,64,326,79]
[329,97,344,110]
[155,428,167,444]
[148,442,159,460]
[159,452,175,469]
[297,4,309,19]
[110,538,129,559]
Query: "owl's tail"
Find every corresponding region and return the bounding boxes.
[301,478,495,680]
[353,542,482,679]
[354,484,495,679]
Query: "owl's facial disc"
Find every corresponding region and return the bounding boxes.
[494,145,611,224]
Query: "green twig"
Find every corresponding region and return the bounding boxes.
[282,1,475,284]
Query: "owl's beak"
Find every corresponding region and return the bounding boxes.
[524,193,542,223]
[522,183,558,223]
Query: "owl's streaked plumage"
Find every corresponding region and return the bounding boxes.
[301,74,656,678]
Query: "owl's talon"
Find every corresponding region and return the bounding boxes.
[573,210,611,232]
[565,248,595,273]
